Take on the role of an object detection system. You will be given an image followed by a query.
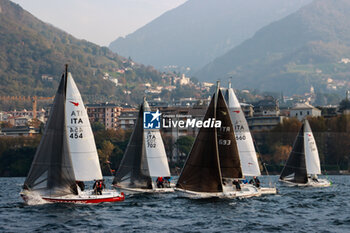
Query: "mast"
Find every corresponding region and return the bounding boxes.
[216,88,242,178]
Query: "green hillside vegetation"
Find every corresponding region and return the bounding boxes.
[0,0,163,105]
[196,0,350,95]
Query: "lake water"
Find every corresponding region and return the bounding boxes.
[0,176,349,232]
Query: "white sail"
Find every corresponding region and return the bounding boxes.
[303,120,321,175]
[143,100,170,177]
[65,73,103,181]
[144,130,171,177]
[225,85,261,176]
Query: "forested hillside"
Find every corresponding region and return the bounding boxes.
[0,0,162,105]
[196,0,350,95]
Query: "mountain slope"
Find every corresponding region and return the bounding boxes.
[0,0,162,104]
[109,0,311,72]
[195,0,350,94]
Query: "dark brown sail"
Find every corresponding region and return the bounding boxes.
[23,72,77,197]
[216,89,242,178]
[113,101,152,189]
[280,123,308,184]
[176,93,223,193]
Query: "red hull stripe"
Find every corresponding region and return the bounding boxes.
[42,193,125,204]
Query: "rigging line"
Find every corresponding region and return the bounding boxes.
[251,132,275,187]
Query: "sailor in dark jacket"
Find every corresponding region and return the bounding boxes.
[249,176,260,188]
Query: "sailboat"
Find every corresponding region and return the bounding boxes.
[21,65,125,204]
[112,98,173,193]
[175,82,260,198]
[279,119,331,187]
[224,82,277,195]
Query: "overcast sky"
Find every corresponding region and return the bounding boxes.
[11,0,187,46]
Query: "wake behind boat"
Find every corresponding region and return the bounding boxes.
[21,65,124,204]
[279,119,331,187]
[112,98,174,194]
[224,82,277,195]
[175,82,260,199]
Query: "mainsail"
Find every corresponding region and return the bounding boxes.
[304,120,321,175]
[113,98,170,189]
[23,73,77,196]
[225,84,261,176]
[176,91,223,193]
[280,123,308,184]
[216,89,242,179]
[65,73,103,181]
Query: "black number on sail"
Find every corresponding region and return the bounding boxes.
[70,133,83,139]
[235,135,246,140]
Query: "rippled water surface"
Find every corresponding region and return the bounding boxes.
[1,176,349,232]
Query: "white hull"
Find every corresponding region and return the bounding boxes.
[21,189,124,204]
[279,178,331,187]
[116,186,174,194]
[175,184,260,199]
[259,187,277,195]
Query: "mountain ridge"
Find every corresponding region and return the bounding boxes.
[109,0,311,72]
[195,0,350,95]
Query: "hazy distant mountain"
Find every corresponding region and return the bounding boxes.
[109,0,311,72]
[0,0,162,104]
[196,0,350,94]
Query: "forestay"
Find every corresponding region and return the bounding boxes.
[225,84,261,176]
[65,73,103,181]
[304,120,321,175]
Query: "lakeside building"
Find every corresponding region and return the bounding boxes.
[290,102,321,121]
[247,97,284,131]
[86,103,122,129]
[0,126,39,137]
[117,108,138,129]
[247,116,286,131]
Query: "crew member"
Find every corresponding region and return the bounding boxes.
[93,179,105,195]
[232,179,241,191]
[249,176,260,188]
[156,177,164,188]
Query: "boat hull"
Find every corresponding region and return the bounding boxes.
[114,185,174,194]
[279,178,331,187]
[259,187,277,195]
[175,184,260,199]
[21,190,125,204]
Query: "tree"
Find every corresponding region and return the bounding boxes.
[273,144,292,164]
[175,136,195,157]
[91,121,105,132]
[97,140,115,175]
